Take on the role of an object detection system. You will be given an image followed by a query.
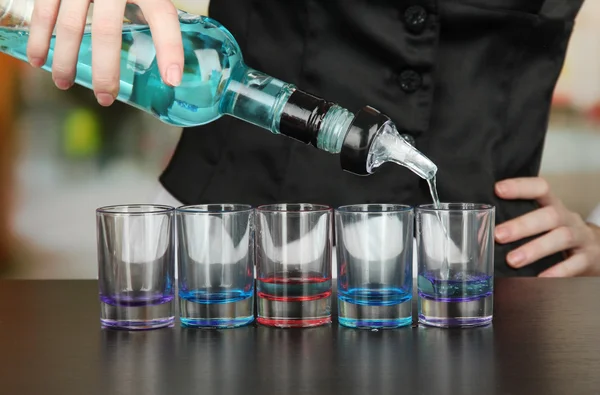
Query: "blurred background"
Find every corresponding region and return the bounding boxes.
[1,1,599,279]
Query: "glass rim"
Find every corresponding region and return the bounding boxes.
[96,204,174,215]
[336,203,413,213]
[176,204,253,214]
[416,203,495,212]
[256,203,332,213]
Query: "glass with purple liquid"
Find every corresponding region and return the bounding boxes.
[417,203,495,328]
[97,205,175,330]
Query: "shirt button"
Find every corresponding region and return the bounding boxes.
[404,5,428,33]
[398,70,422,93]
[401,134,416,147]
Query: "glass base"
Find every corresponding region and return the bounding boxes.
[101,317,175,330]
[100,300,174,330]
[338,298,412,329]
[257,296,331,328]
[418,315,492,328]
[181,316,254,328]
[339,316,412,329]
[418,294,493,328]
[179,295,254,329]
[257,316,331,328]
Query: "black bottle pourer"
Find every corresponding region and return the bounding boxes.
[279,90,392,176]
[279,90,333,147]
[340,106,392,176]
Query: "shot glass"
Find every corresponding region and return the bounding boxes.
[177,204,255,328]
[416,203,495,328]
[336,204,413,329]
[97,205,175,330]
[256,203,333,328]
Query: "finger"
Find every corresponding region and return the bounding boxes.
[27,0,60,67]
[505,226,582,268]
[495,177,559,207]
[91,0,128,106]
[495,205,569,244]
[538,254,589,277]
[133,0,184,86]
[52,0,91,90]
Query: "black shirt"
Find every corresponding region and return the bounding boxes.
[160,0,585,276]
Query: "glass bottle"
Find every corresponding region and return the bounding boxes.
[0,1,437,178]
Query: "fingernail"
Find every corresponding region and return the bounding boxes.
[495,226,509,241]
[29,57,43,68]
[507,251,525,267]
[54,78,73,90]
[166,65,182,86]
[96,93,115,107]
[495,182,507,195]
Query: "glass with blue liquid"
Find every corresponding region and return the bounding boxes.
[97,205,175,330]
[335,204,414,329]
[417,203,495,328]
[177,204,255,328]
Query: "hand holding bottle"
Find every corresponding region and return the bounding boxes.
[26,0,184,106]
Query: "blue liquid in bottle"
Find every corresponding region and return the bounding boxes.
[0,10,294,131]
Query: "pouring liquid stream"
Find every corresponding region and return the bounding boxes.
[366,124,449,280]
[427,176,450,280]
[427,176,441,209]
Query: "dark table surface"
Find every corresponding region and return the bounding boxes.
[0,279,599,395]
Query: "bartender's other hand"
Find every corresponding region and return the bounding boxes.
[494,177,600,277]
[27,0,184,106]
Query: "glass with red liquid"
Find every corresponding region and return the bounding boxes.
[256,204,333,328]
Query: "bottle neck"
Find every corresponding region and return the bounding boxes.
[220,64,355,154]
[220,64,295,134]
